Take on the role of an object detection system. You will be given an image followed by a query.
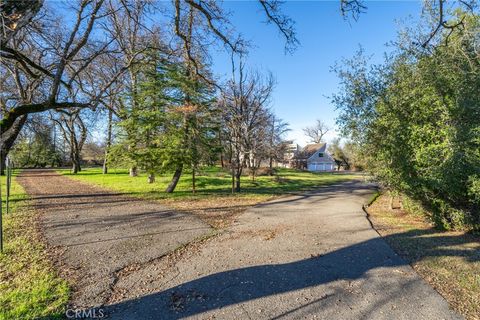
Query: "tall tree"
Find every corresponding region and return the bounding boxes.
[265,116,290,170]
[333,12,480,230]
[0,0,142,175]
[102,109,114,174]
[220,57,275,192]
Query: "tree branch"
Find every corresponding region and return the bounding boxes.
[1,102,89,134]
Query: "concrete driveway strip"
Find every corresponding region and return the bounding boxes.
[105,180,462,320]
[17,170,212,308]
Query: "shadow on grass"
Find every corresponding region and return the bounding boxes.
[104,229,476,319]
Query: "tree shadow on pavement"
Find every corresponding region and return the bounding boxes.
[104,229,478,319]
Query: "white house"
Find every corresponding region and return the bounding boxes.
[302,143,336,172]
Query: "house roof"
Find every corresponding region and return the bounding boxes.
[296,143,326,159]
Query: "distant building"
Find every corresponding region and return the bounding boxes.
[278,140,301,168]
[294,143,336,172]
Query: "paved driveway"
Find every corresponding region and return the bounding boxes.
[17,170,212,308]
[105,180,462,319]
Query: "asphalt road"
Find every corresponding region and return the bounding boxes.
[103,180,462,319]
[17,170,212,308]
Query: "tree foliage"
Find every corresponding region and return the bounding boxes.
[110,55,216,186]
[334,13,480,230]
[10,117,62,168]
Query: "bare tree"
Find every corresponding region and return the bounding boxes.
[50,110,88,174]
[1,1,110,129]
[220,56,275,191]
[303,119,330,144]
[0,1,141,174]
[266,116,290,169]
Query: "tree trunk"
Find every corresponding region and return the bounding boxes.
[103,109,113,174]
[75,152,82,172]
[127,69,139,178]
[235,162,242,192]
[71,158,80,174]
[0,115,27,175]
[165,165,183,193]
[76,118,87,173]
[231,165,235,194]
[0,151,7,176]
[102,156,108,174]
[129,166,138,177]
[147,173,155,184]
[70,129,82,174]
[71,137,81,174]
[235,172,241,192]
[192,167,196,194]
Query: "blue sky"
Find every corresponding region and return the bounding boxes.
[210,1,422,146]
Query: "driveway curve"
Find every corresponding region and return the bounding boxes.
[106,180,462,319]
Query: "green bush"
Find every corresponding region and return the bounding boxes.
[334,14,480,230]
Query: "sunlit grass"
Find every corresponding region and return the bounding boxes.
[0,171,70,320]
[367,195,480,320]
[58,167,363,202]
[58,167,364,229]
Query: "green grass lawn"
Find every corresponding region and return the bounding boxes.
[59,167,362,201]
[0,171,69,320]
[59,167,364,228]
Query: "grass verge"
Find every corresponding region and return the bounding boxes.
[366,193,480,320]
[0,171,69,320]
[59,167,362,228]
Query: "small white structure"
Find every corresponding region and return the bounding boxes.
[304,143,336,172]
